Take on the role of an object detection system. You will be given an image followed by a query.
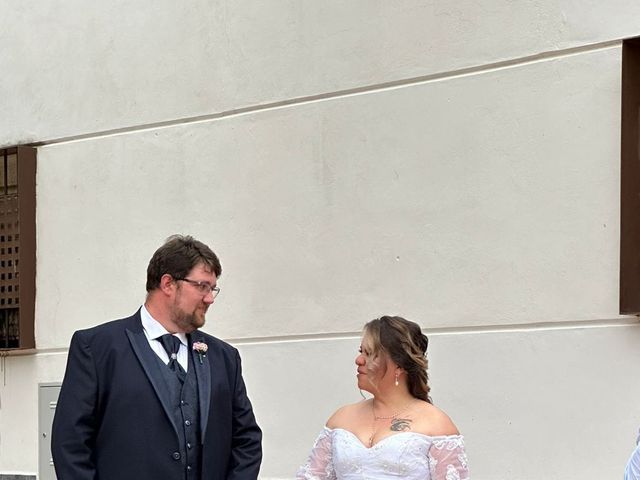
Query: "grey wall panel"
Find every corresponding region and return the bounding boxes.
[36,47,622,343]
[1,2,639,145]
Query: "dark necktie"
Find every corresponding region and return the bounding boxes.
[158,334,187,383]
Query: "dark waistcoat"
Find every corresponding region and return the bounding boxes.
[156,353,202,480]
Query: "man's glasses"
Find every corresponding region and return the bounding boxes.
[174,277,221,298]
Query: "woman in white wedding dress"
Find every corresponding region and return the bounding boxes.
[297,316,469,480]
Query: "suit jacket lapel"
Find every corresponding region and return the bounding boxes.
[126,326,180,437]
[189,333,211,443]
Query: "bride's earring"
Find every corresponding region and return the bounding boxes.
[395,372,399,387]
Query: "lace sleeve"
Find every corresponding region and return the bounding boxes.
[625,442,640,480]
[296,427,336,480]
[427,435,469,480]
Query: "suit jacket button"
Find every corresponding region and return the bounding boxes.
[172,452,181,460]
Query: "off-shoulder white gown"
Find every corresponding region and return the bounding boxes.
[297,427,469,480]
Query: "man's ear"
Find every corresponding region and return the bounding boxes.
[159,274,175,296]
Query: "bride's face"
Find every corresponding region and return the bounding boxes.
[355,335,390,394]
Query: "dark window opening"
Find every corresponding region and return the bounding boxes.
[0,146,36,350]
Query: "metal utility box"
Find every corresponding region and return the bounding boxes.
[38,383,60,480]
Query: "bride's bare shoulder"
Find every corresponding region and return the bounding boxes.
[326,400,371,429]
[413,401,460,436]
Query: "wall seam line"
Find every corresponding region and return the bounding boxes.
[32,39,622,148]
[27,316,640,352]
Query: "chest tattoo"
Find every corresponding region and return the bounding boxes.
[389,418,412,432]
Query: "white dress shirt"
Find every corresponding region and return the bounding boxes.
[140,305,189,372]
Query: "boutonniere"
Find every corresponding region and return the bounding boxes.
[192,341,208,364]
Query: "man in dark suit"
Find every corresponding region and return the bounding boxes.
[51,235,262,480]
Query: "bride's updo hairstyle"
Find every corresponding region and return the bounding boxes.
[363,316,432,404]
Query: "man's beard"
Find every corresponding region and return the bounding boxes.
[171,303,207,333]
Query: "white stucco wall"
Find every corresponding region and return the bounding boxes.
[34,46,622,343]
[0,2,639,479]
[2,0,640,147]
